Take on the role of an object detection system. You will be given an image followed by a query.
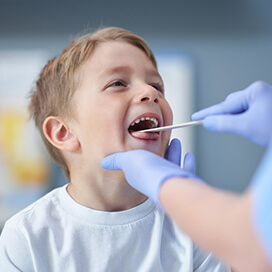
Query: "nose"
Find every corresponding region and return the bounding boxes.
[136,84,159,104]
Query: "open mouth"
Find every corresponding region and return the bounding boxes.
[129,116,159,133]
[128,114,161,140]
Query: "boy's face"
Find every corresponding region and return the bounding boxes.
[70,41,173,169]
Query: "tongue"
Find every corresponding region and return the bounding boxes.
[130,131,159,140]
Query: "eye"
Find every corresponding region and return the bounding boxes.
[109,81,126,88]
[150,83,164,94]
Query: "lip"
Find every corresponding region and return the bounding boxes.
[128,112,162,141]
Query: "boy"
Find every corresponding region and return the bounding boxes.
[0,27,230,271]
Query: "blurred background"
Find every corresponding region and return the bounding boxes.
[0,0,271,230]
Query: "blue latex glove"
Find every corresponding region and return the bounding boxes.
[191,81,272,147]
[101,138,198,208]
[164,138,196,173]
[251,139,272,266]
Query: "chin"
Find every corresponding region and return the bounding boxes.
[144,146,167,157]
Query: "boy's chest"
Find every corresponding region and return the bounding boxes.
[37,218,194,272]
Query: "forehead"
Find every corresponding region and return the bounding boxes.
[80,41,159,79]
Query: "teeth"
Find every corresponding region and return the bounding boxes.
[130,116,159,127]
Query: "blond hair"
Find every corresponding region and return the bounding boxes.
[28,27,157,179]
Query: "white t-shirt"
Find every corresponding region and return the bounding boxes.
[0,184,230,272]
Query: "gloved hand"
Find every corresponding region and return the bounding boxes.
[101,138,199,208]
[164,138,196,174]
[191,81,272,147]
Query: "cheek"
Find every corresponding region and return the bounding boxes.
[87,96,125,129]
[160,101,173,155]
[72,92,127,158]
[163,101,173,126]
[88,101,127,153]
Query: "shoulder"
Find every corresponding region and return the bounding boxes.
[0,187,65,271]
[5,185,65,231]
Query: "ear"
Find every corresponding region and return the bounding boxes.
[43,116,80,152]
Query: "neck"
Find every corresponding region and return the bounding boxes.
[67,171,147,212]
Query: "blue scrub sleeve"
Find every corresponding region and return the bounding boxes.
[250,139,272,266]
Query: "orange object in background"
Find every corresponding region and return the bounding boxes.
[0,51,51,229]
[0,108,49,185]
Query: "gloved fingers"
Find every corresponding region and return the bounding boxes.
[203,113,249,136]
[222,90,249,113]
[164,138,181,166]
[101,153,124,170]
[244,81,271,100]
[102,150,165,171]
[183,152,196,174]
[191,90,248,121]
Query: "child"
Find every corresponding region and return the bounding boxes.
[0,27,230,271]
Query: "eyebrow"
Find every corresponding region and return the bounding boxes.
[99,65,163,81]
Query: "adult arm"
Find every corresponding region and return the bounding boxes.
[250,139,272,267]
[101,143,271,272]
[159,177,270,272]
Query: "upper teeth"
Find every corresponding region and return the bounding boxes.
[130,116,159,127]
